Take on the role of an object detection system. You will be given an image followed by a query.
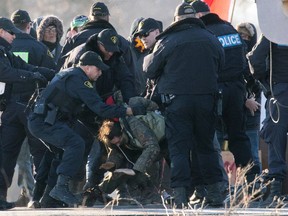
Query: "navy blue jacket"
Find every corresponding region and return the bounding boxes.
[38,67,127,119]
[247,35,288,84]
[201,13,247,82]
[144,18,224,95]
[11,32,56,99]
[60,34,136,103]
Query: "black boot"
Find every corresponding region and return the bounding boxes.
[0,199,15,210]
[28,182,47,208]
[260,180,283,208]
[189,185,207,205]
[205,181,228,207]
[49,174,79,207]
[173,187,187,208]
[40,185,68,208]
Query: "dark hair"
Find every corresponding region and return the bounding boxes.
[98,120,122,145]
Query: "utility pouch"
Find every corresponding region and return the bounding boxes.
[33,98,46,115]
[217,90,223,116]
[44,103,58,125]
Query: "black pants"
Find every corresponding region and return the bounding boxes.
[0,102,46,197]
[165,94,225,189]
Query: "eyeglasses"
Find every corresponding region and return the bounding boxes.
[44,28,57,34]
[140,29,155,38]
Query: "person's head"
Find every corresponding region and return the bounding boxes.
[78,51,109,81]
[174,2,196,22]
[98,120,123,146]
[37,15,63,44]
[190,0,210,18]
[11,9,32,33]
[134,18,162,49]
[71,15,89,33]
[97,29,120,60]
[89,2,110,22]
[236,22,257,52]
[0,17,20,44]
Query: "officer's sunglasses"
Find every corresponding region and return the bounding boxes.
[140,29,155,38]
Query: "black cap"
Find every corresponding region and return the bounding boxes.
[191,0,210,13]
[0,17,21,34]
[90,2,110,17]
[79,51,109,71]
[174,2,196,17]
[97,29,120,53]
[134,18,161,37]
[11,9,31,24]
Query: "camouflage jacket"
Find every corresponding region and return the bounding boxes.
[107,115,160,173]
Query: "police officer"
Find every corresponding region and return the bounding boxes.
[247,35,288,207]
[28,51,145,207]
[0,17,50,210]
[131,18,163,98]
[143,3,226,207]
[9,9,56,206]
[58,1,135,81]
[191,0,260,181]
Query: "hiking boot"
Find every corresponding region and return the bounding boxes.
[189,185,207,205]
[260,180,283,208]
[49,174,79,207]
[173,187,187,208]
[40,185,68,208]
[0,199,15,210]
[205,181,228,207]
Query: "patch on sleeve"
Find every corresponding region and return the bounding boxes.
[84,81,93,88]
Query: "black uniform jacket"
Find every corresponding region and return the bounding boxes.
[143,18,224,95]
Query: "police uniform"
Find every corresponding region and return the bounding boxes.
[27,51,132,206]
[0,17,53,205]
[143,15,226,205]
[198,12,259,176]
[248,35,288,182]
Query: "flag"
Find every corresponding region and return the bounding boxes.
[204,0,232,21]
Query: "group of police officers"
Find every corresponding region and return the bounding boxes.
[0,0,287,211]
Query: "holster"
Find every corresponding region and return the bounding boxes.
[44,103,58,125]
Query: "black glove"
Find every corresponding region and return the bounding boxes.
[246,77,261,96]
[31,72,47,85]
[130,105,147,116]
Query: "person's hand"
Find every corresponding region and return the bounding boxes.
[245,97,261,116]
[99,162,115,170]
[31,72,47,85]
[130,105,147,116]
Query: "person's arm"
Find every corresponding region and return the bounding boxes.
[247,34,270,80]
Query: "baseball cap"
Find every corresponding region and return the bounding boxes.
[174,2,196,17]
[0,17,21,34]
[134,18,161,37]
[11,9,31,24]
[190,0,210,13]
[79,51,109,71]
[71,15,89,29]
[97,29,120,53]
[90,2,110,17]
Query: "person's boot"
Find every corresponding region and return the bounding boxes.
[189,185,207,205]
[205,181,228,208]
[0,199,15,210]
[260,180,283,208]
[173,187,187,209]
[40,185,68,208]
[28,182,47,208]
[49,174,79,207]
